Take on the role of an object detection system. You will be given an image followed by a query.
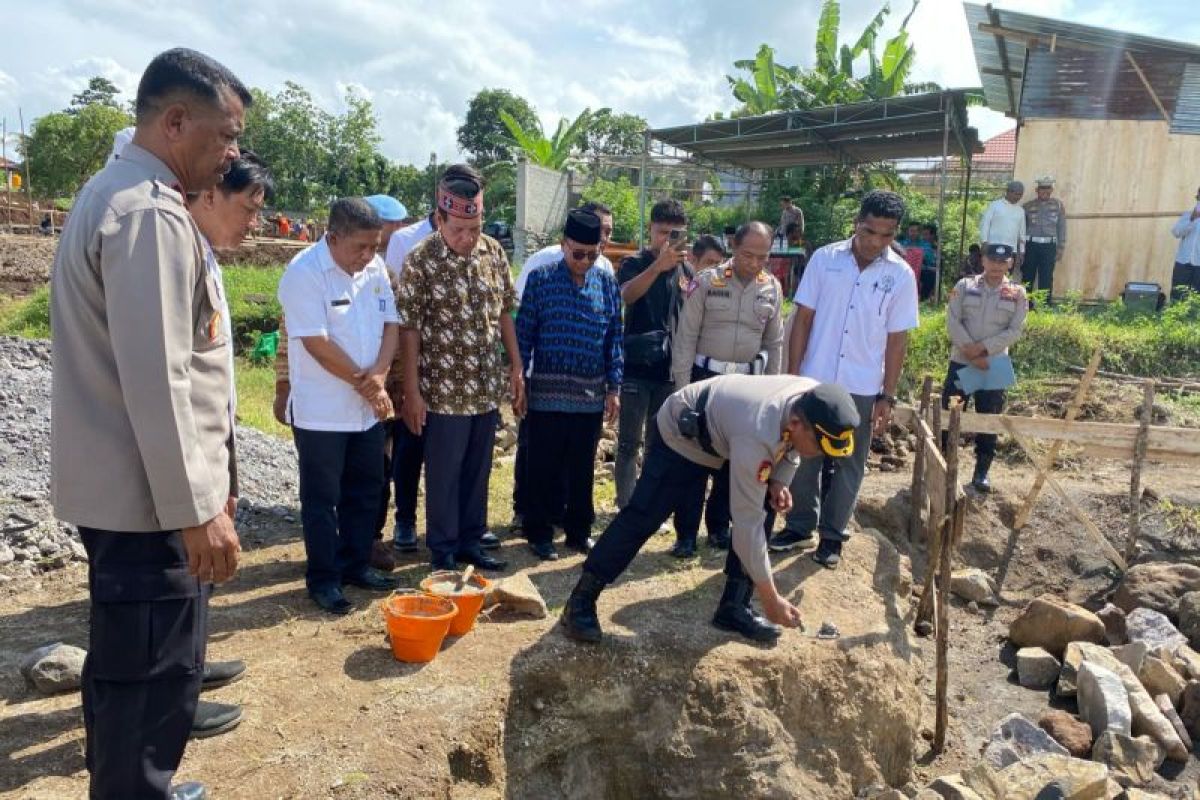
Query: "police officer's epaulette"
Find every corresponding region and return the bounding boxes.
[710,268,729,288]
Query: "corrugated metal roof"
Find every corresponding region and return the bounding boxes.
[964,2,1200,117]
[649,91,979,169]
[1172,64,1200,135]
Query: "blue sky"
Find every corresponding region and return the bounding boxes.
[1,0,1196,165]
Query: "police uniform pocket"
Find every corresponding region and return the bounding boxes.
[998,299,1017,315]
[90,566,203,681]
[704,293,732,312]
[752,294,776,325]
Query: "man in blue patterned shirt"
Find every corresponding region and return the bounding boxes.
[516,209,623,561]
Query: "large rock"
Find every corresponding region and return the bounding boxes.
[1077,662,1133,738]
[1091,731,1164,786]
[1126,687,1189,762]
[1177,590,1200,649]
[1097,603,1128,646]
[1009,594,1106,656]
[1125,608,1188,655]
[1122,791,1172,800]
[488,573,549,619]
[18,642,86,695]
[1180,681,1200,739]
[1016,647,1060,689]
[1137,655,1186,708]
[962,754,1110,799]
[1113,563,1200,620]
[1038,710,1093,758]
[926,774,985,800]
[1058,642,1143,698]
[1172,645,1200,681]
[950,569,997,605]
[981,712,1069,769]
[1111,642,1149,674]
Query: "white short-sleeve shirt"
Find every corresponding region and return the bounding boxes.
[515,245,613,301]
[793,238,919,396]
[278,237,399,431]
[384,217,434,277]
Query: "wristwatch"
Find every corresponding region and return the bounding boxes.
[876,393,897,406]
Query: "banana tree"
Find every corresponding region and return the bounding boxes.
[499,108,593,170]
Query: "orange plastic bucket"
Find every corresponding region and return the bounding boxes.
[381,591,457,663]
[420,571,494,636]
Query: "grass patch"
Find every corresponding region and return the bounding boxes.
[0,286,50,338]
[234,357,289,439]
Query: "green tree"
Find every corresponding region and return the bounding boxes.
[68,77,122,114]
[323,87,383,198]
[23,102,133,197]
[241,82,335,210]
[580,109,647,160]
[579,176,639,243]
[457,88,540,167]
[499,107,592,170]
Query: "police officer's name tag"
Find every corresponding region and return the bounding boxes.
[379,298,386,312]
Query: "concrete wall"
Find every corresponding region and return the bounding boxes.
[515,162,572,263]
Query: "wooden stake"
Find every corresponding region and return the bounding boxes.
[18,108,33,233]
[916,399,961,631]
[933,401,962,754]
[1126,381,1155,565]
[909,376,934,543]
[1125,52,1171,123]
[2,117,10,234]
[1013,348,1102,531]
[1001,417,1127,570]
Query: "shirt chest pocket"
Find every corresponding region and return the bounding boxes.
[963,295,984,312]
[327,298,359,341]
[752,293,776,325]
[704,292,732,313]
[997,299,1017,318]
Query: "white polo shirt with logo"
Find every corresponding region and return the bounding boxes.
[384,217,434,277]
[278,236,399,431]
[793,238,919,396]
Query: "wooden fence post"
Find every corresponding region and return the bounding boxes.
[909,376,934,543]
[933,400,962,754]
[1125,381,1156,565]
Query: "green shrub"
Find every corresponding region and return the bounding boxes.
[221,265,284,350]
[0,286,50,338]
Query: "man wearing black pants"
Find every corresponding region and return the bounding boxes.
[51,49,250,800]
[562,375,860,643]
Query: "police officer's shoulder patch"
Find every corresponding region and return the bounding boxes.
[684,278,699,297]
[757,460,772,484]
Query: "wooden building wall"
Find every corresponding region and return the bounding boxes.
[1013,119,1200,299]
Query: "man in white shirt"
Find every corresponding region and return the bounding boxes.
[979,180,1026,269]
[1171,187,1200,300]
[384,211,436,277]
[514,200,616,301]
[278,198,401,615]
[772,190,919,568]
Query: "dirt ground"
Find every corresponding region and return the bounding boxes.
[4,446,1200,798]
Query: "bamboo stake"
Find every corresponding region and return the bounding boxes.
[933,401,963,754]
[1012,348,1102,531]
[19,108,33,233]
[909,376,934,543]
[1125,381,1155,565]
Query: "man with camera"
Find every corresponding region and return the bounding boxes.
[667,221,784,557]
[614,199,694,511]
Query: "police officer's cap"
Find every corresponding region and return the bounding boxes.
[798,384,860,458]
[984,243,1015,261]
[1035,175,1055,188]
[563,209,602,245]
[364,195,408,222]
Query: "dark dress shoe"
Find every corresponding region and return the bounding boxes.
[707,529,731,550]
[711,579,781,643]
[529,541,559,561]
[310,585,353,615]
[480,531,502,550]
[170,782,207,800]
[343,569,400,592]
[457,548,507,571]
[563,536,593,555]
[812,539,843,569]
[201,659,246,692]
[561,571,606,642]
[670,539,697,558]
[431,553,458,571]
[190,700,242,739]
[392,521,419,552]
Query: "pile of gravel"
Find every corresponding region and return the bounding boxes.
[0,336,299,581]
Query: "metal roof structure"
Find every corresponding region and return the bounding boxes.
[964,2,1200,124]
[647,91,980,170]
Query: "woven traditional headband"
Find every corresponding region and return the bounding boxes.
[437,184,482,219]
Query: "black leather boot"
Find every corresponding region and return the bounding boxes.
[711,578,782,642]
[972,452,993,493]
[561,571,606,643]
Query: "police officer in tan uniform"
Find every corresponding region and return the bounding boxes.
[944,242,1029,492]
[1022,175,1067,296]
[670,221,783,556]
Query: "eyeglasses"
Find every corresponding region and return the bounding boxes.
[569,249,599,261]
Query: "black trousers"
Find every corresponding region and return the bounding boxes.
[524,409,602,545]
[374,420,394,538]
[1172,262,1200,301]
[294,424,386,592]
[942,361,1006,459]
[391,420,425,528]
[423,411,496,559]
[80,528,208,800]
[583,429,750,585]
[1022,242,1057,294]
[690,365,732,542]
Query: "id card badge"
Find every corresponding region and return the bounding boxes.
[379,298,386,312]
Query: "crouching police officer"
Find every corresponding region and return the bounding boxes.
[561,375,860,643]
[944,242,1028,492]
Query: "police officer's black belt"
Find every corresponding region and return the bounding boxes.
[678,386,720,457]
